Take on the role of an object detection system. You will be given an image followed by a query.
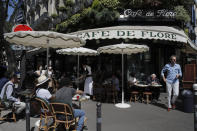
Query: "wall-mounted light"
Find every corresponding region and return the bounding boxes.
[119,15,125,19]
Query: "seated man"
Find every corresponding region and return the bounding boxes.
[36,75,86,131]
[146,74,161,101]
[146,74,160,85]
[0,72,26,114]
[55,78,86,131]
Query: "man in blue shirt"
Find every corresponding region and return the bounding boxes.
[161,55,182,112]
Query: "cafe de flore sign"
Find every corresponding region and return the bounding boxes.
[76,28,187,43]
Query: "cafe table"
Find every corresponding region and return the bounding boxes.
[72,94,88,109]
[133,84,150,102]
[148,84,162,101]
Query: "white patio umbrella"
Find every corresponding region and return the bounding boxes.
[4,31,85,131]
[97,43,149,108]
[56,47,98,89]
[4,31,86,70]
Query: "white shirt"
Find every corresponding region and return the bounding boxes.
[128,76,137,83]
[86,65,92,75]
[0,81,18,102]
[35,70,46,76]
[36,88,52,100]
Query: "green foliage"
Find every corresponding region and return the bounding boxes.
[174,6,190,23]
[58,6,67,11]
[100,0,120,10]
[51,13,58,18]
[69,14,81,25]
[56,13,81,31]
[92,0,102,10]
[92,0,119,10]
[81,7,92,18]
[56,0,120,32]
[95,8,119,24]
[63,0,75,6]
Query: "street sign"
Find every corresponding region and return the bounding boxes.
[12,24,33,32]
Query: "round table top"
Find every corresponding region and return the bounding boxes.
[149,84,162,87]
[134,84,149,87]
[72,95,89,101]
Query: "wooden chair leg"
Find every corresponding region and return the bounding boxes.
[130,96,132,103]
[146,95,149,104]
[134,95,137,102]
[0,109,3,121]
[53,121,57,131]
[12,112,16,122]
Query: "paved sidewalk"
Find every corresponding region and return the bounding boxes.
[0,93,194,131]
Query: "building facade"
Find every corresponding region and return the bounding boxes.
[17,0,197,90]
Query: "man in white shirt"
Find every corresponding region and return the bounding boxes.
[0,72,25,114]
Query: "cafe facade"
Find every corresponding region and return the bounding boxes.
[66,25,197,82]
[19,1,197,90]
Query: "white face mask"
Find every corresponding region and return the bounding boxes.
[14,83,18,89]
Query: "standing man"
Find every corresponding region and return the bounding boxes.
[161,55,182,112]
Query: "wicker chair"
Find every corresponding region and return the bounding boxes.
[50,103,77,131]
[35,97,55,131]
[0,99,16,122]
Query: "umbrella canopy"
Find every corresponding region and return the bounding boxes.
[97,43,149,108]
[97,43,149,55]
[56,47,98,90]
[56,47,98,56]
[4,31,86,48]
[4,31,86,75]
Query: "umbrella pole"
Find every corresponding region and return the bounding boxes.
[122,52,124,104]
[77,54,79,90]
[46,39,49,76]
[115,45,130,108]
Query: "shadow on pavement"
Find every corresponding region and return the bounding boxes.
[151,98,185,112]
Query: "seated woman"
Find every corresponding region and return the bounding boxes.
[128,73,137,86]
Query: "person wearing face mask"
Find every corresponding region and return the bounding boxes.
[161,55,182,112]
[35,65,46,77]
[82,63,93,99]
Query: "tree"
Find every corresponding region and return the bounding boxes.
[0,0,17,72]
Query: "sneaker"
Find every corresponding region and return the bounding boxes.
[172,105,176,110]
[167,108,171,112]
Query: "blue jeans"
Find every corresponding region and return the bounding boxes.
[74,109,85,131]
